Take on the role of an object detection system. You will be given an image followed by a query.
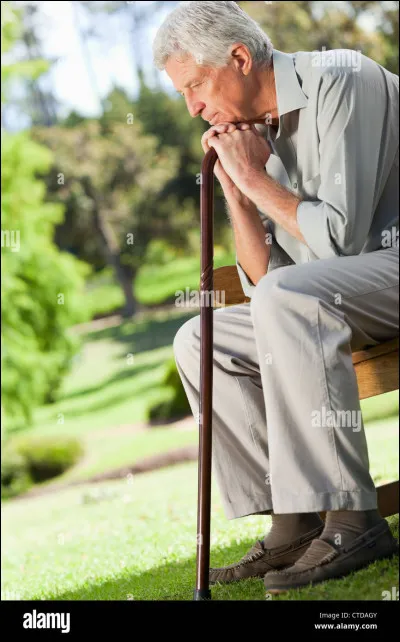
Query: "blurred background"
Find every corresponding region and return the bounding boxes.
[1,1,399,601]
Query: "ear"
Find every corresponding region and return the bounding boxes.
[229,43,253,75]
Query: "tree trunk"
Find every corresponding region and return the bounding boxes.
[118,264,137,318]
[82,177,137,317]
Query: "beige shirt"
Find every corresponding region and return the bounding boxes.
[237,48,399,298]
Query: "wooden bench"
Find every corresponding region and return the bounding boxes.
[214,265,399,518]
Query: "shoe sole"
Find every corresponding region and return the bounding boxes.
[265,543,398,594]
[210,527,324,586]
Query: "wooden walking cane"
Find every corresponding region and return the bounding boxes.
[193,147,218,601]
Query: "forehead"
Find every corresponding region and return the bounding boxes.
[165,55,206,91]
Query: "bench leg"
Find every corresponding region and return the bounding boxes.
[377,480,399,518]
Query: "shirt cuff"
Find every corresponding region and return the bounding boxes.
[296,200,343,259]
[236,255,255,299]
[235,241,296,300]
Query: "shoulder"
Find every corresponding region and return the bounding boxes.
[293,49,397,96]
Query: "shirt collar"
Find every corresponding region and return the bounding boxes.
[270,49,308,139]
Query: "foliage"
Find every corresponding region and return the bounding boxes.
[33,117,183,275]
[52,84,230,273]
[15,435,84,482]
[1,132,90,428]
[1,2,52,122]
[147,356,191,423]
[1,8,89,428]
[1,444,32,499]
[1,434,84,498]
[242,1,399,74]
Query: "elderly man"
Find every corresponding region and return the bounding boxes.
[152,1,399,593]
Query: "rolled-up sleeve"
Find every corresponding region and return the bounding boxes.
[236,254,256,298]
[297,68,387,258]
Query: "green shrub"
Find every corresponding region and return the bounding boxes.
[147,357,191,424]
[15,436,84,482]
[1,435,84,498]
[1,131,89,431]
[1,445,32,499]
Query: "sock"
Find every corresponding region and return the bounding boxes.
[320,509,383,549]
[263,512,323,549]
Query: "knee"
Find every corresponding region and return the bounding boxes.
[173,314,201,366]
[250,264,333,330]
[250,266,293,320]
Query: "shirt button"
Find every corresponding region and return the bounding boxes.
[293,182,298,189]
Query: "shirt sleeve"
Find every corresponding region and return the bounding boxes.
[296,67,387,258]
[236,216,295,299]
[236,255,255,298]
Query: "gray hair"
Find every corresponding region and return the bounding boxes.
[153,1,273,70]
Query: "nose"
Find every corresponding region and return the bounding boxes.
[186,96,206,119]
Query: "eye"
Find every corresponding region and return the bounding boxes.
[179,82,203,97]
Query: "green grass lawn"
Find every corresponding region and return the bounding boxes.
[6,305,200,491]
[1,415,398,601]
[33,306,198,439]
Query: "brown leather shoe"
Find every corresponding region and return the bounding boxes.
[264,519,398,594]
[209,525,323,585]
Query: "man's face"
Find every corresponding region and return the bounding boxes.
[165,54,257,125]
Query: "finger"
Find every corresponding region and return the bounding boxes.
[201,123,236,152]
[202,123,232,143]
[222,123,237,134]
[207,136,221,150]
[201,127,221,153]
[201,130,218,153]
[202,124,223,141]
[236,122,251,131]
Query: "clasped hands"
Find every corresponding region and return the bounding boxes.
[201,121,271,202]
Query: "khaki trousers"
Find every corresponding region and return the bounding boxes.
[173,246,399,519]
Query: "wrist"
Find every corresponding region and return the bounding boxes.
[240,166,267,196]
[225,188,254,212]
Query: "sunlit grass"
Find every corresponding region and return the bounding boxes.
[2,415,398,601]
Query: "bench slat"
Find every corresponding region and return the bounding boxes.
[355,351,399,400]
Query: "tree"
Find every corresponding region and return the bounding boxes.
[33,117,181,316]
[241,1,398,74]
[1,5,89,429]
[2,1,59,129]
